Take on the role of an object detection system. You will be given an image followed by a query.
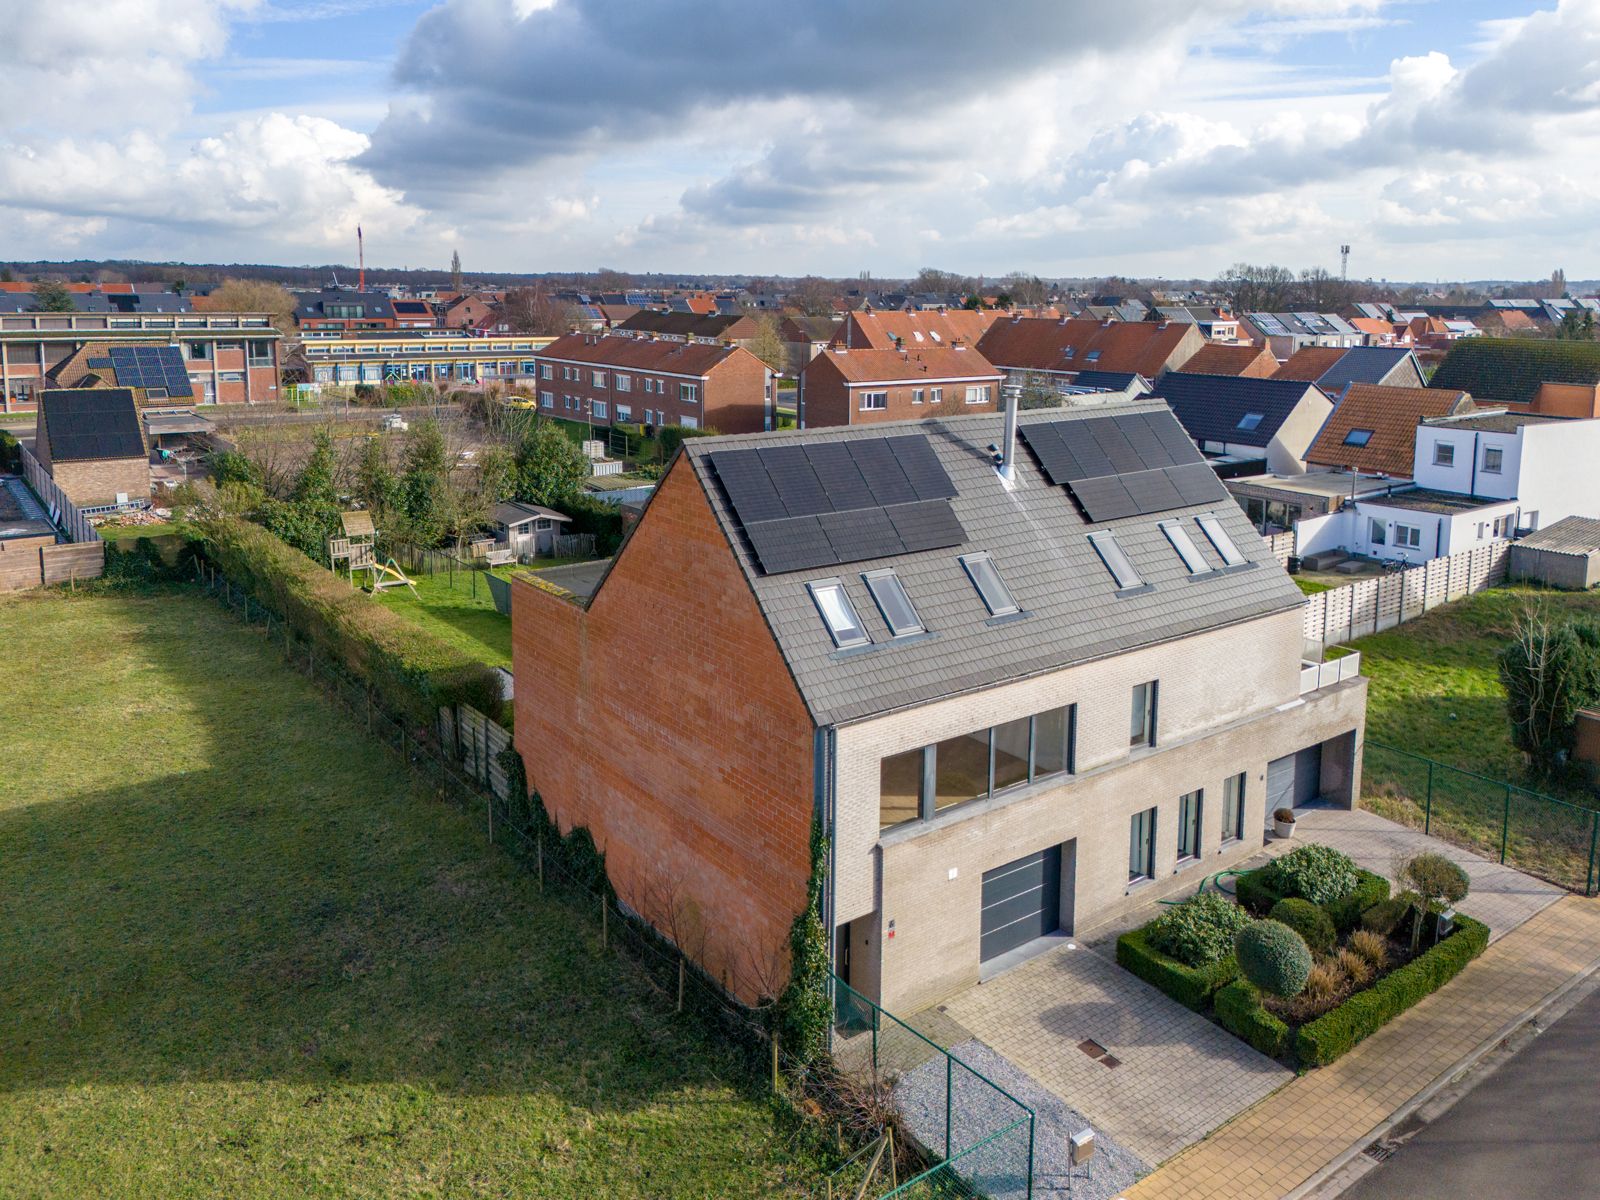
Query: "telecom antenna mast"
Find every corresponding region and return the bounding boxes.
[1340,244,1350,281]
[358,226,365,292]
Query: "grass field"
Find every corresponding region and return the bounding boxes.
[96,523,182,542]
[0,588,825,1198]
[1347,584,1600,889]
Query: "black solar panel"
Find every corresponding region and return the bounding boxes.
[709,434,965,574]
[39,389,145,463]
[1020,412,1214,522]
[1167,461,1228,504]
[1069,475,1139,522]
[108,344,192,395]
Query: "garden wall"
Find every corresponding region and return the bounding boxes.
[1303,542,1509,647]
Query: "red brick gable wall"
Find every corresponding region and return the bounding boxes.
[511,459,815,1002]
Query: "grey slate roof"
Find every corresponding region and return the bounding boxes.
[1515,516,1600,556]
[1149,373,1321,449]
[1319,347,1424,391]
[681,402,1305,727]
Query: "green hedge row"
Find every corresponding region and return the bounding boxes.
[1116,925,1238,1011]
[1294,916,1490,1067]
[1236,865,1389,933]
[199,515,504,726]
[1215,979,1289,1058]
[0,428,19,472]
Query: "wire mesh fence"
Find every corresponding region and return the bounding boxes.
[1363,740,1600,894]
[194,559,1023,1198]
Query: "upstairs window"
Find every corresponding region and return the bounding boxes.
[1237,412,1264,432]
[1195,513,1245,567]
[1433,441,1454,466]
[807,581,870,649]
[959,552,1019,616]
[860,390,888,411]
[863,570,924,637]
[964,385,991,404]
[1131,680,1158,747]
[1483,445,1504,474]
[1159,519,1210,574]
[1088,531,1144,590]
[1343,428,1374,447]
[680,382,699,403]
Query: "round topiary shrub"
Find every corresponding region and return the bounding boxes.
[1149,892,1252,968]
[1265,843,1358,905]
[1234,919,1313,998]
[1268,897,1336,956]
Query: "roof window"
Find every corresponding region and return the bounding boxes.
[1343,428,1374,447]
[863,570,925,637]
[1237,412,1264,432]
[1088,531,1144,590]
[1085,350,1101,363]
[1159,519,1210,575]
[808,581,871,649]
[1195,513,1246,567]
[959,552,1019,616]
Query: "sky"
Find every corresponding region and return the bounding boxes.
[1,0,1596,282]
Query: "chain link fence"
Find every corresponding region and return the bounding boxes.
[1364,740,1600,894]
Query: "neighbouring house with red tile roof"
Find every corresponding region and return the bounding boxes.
[798,345,1002,428]
[1305,385,1475,478]
[1176,343,1280,378]
[1349,316,1413,347]
[828,309,1000,351]
[976,316,1204,388]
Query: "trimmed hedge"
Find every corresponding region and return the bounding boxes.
[199,515,504,726]
[1117,925,1238,1012]
[1236,864,1389,933]
[1215,979,1289,1058]
[1294,916,1490,1067]
[1269,898,1335,956]
[0,429,19,472]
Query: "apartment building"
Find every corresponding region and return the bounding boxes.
[510,402,1366,1014]
[294,289,399,334]
[0,311,282,412]
[532,333,772,433]
[295,331,556,389]
[798,345,1002,428]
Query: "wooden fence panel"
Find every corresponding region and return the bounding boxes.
[454,703,512,801]
[40,542,104,585]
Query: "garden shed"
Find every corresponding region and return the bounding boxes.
[1508,516,1600,590]
[490,501,571,559]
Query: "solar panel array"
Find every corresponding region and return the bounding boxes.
[1019,412,1229,524]
[710,435,965,575]
[40,389,145,462]
[108,345,192,396]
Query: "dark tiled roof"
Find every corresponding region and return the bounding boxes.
[1316,347,1423,391]
[1150,373,1321,449]
[1430,338,1600,404]
[537,332,744,376]
[616,310,755,339]
[294,289,397,321]
[680,402,1303,726]
[39,389,145,462]
[1069,370,1143,391]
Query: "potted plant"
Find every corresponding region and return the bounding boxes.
[1273,807,1297,839]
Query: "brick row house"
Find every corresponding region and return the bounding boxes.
[798,345,1003,428]
[532,333,773,434]
[976,317,1205,400]
[510,402,1366,1014]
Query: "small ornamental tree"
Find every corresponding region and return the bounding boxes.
[1498,608,1600,775]
[1399,852,1470,954]
[1234,920,1312,998]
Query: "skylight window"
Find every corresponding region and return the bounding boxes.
[1085,350,1102,363]
[1237,412,1265,432]
[1159,519,1211,575]
[1343,428,1374,447]
[808,581,871,649]
[1195,513,1246,567]
[863,570,925,638]
[959,552,1019,617]
[1088,531,1144,590]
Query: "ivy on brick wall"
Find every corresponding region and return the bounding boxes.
[775,815,831,1067]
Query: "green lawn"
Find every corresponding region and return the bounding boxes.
[1294,577,1333,595]
[372,567,514,669]
[97,523,182,542]
[1347,585,1600,889]
[0,589,825,1198]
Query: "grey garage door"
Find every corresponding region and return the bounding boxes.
[980,846,1061,963]
[1266,743,1323,816]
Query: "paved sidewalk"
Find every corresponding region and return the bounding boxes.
[936,940,1290,1164]
[1122,895,1600,1200]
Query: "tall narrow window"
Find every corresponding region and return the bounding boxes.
[1223,772,1246,843]
[1159,519,1210,574]
[1483,446,1504,474]
[1195,513,1245,567]
[1129,808,1156,883]
[1178,789,1202,861]
[991,717,1031,792]
[807,581,870,649]
[862,570,924,637]
[1033,705,1074,777]
[1130,680,1158,747]
[933,730,990,813]
[879,748,925,830]
[1089,531,1143,590]
[960,552,1020,616]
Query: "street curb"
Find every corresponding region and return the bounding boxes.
[1284,933,1600,1200]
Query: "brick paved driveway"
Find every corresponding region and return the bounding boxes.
[932,941,1291,1165]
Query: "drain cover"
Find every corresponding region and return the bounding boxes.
[1077,1039,1108,1059]
[1101,1055,1121,1069]
[1363,1143,1396,1163]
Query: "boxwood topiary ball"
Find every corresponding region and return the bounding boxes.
[1235,919,1313,997]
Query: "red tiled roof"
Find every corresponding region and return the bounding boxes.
[1305,384,1474,477]
[829,309,1000,350]
[537,332,748,375]
[1177,343,1279,378]
[812,346,1001,384]
[1271,346,1348,382]
[976,317,1201,377]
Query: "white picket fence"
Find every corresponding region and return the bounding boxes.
[1303,541,1509,646]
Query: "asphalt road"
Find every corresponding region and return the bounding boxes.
[1343,981,1600,1200]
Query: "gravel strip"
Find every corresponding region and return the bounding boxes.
[894,1038,1147,1200]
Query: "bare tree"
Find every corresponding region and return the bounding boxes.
[200,278,301,353]
[744,314,787,373]
[502,286,579,335]
[1216,263,1299,314]
[787,276,838,317]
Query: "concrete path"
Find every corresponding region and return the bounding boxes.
[1284,805,1565,942]
[934,940,1291,1165]
[1123,895,1600,1200]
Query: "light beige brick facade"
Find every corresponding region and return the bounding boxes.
[830,608,1368,1013]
